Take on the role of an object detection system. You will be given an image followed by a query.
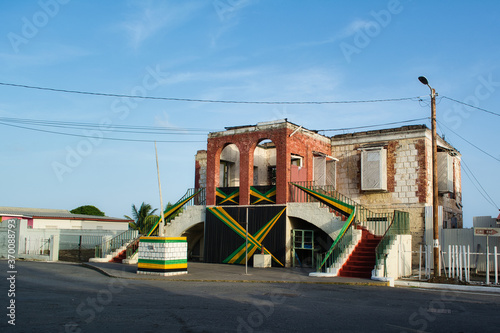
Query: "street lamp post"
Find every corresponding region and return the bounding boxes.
[418,76,440,277]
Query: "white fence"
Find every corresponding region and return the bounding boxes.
[0,219,126,260]
[440,228,500,273]
[18,236,50,255]
[417,244,500,285]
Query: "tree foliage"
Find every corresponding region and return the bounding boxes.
[125,202,158,234]
[70,205,105,216]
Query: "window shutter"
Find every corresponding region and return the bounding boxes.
[313,155,326,186]
[326,160,336,188]
[361,148,387,191]
[438,152,453,193]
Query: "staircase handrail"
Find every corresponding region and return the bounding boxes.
[94,229,139,258]
[290,182,395,272]
[374,210,411,276]
[146,187,205,236]
[290,182,394,235]
[317,207,357,270]
[125,236,141,259]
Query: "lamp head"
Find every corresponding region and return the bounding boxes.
[418,76,429,85]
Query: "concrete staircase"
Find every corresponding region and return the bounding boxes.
[164,205,205,237]
[338,228,382,279]
[89,243,130,263]
[88,237,139,263]
[287,202,344,241]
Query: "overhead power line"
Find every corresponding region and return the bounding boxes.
[319,117,429,132]
[434,126,499,210]
[461,159,499,210]
[442,95,500,117]
[0,82,420,105]
[0,116,213,135]
[0,122,205,143]
[437,120,500,164]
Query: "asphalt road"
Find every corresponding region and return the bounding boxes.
[1,261,499,333]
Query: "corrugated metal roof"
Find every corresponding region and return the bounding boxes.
[0,206,131,222]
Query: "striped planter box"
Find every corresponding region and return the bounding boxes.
[137,237,188,276]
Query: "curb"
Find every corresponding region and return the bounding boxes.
[81,263,115,278]
[395,280,500,293]
[81,263,390,286]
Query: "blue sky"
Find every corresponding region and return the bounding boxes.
[0,0,499,227]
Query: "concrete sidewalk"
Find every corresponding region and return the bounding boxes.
[82,261,390,286]
[395,279,500,293]
[82,261,500,294]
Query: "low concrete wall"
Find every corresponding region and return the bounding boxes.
[137,237,188,276]
[373,235,412,279]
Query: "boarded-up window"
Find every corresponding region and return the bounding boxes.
[313,155,326,186]
[361,148,387,191]
[438,152,453,193]
[326,159,336,189]
[314,154,336,187]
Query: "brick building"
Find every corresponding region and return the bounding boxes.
[167,119,462,277]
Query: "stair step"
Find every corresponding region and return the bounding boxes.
[336,228,381,279]
[355,247,377,252]
[110,249,127,263]
[347,259,375,265]
[339,270,372,279]
[342,264,373,271]
[351,250,375,255]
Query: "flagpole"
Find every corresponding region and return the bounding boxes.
[155,141,165,237]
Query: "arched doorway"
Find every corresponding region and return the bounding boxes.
[253,139,276,186]
[219,143,240,187]
[181,222,205,262]
[289,217,333,268]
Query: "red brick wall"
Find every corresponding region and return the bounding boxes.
[386,141,397,192]
[205,126,331,205]
[415,139,428,204]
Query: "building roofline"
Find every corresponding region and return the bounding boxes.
[330,124,459,154]
[210,119,330,142]
[331,124,428,139]
[0,207,132,223]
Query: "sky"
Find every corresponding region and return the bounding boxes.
[0,0,499,227]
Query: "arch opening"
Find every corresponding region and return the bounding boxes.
[253,139,276,186]
[219,143,240,187]
[181,222,205,262]
[289,217,333,268]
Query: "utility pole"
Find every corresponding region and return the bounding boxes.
[419,76,440,277]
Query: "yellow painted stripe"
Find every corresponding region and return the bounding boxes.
[209,207,285,266]
[140,237,187,241]
[301,187,353,215]
[254,208,285,240]
[211,208,268,262]
[250,190,274,203]
[217,190,239,204]
[227,243,255,264]
[227,207,285,266]
[138,263,188,270]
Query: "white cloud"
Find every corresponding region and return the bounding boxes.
[0,44,92,68]
[339,19,376,38]
[119,1,205,49]
[285,18,378,51]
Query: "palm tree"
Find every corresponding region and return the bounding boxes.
[125,202,159,235]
